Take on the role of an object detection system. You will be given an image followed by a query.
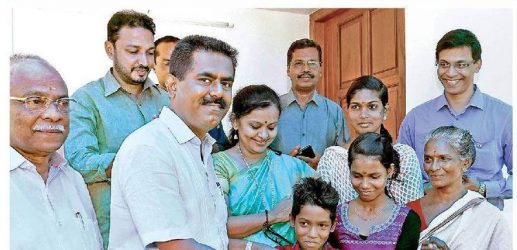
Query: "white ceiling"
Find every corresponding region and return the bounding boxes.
[261,8,319,15]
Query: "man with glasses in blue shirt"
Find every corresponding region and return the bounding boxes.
[271,38,350,169]
[398,29,512,210]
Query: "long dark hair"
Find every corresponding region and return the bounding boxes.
[228,84,281,147]
[346,75,392,143]
[348,132,401,199]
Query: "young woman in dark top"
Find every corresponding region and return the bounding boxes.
[331,132,420,250]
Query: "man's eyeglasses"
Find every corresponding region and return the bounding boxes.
[290,60,321,70]
[436,60,476,71]
[10,96,76,113]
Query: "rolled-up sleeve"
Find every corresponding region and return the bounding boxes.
[64,91,114,183]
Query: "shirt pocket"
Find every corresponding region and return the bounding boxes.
[79,214,103,250]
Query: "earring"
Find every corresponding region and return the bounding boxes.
[383,115,387,121]
[233,131,238,140]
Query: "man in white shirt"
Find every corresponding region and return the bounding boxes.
[111,35,265,250]
[10,54,103,250]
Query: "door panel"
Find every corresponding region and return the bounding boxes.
[310,8,405,141]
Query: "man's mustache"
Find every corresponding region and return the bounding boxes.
[201,96,227,109]
[33,124,65,132]
[132,65,150,73]
[297,71,315,79]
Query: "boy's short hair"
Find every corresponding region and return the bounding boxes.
[292,177,340,222]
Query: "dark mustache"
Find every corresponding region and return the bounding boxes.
[297,71,314,79]
[132,65,150,72]
[201,96,227,109]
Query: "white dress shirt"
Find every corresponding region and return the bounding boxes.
[10,147,103,250]
[109,107,228,250]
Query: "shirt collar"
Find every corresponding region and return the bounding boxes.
[10,147,67,171]
[285,89,323,107]
[103,69,157,97]
[435,84,484,111]
[158,107,216,145]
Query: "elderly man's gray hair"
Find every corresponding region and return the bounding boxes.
[10,53,48,66]
[425,126,476,165]
[10,54,60,80]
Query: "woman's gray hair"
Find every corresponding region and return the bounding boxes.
[425,126,476,165]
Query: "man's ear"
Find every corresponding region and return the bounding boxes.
[289,214,295,227]
[165,74,178,98]
[474,59,482,73]
[104,41,115,60]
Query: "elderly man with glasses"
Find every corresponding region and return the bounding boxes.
[10,54,103,249]
[398,29,513,210]
[270,38,350,169]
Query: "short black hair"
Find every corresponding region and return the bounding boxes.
[154,35,180,59]
[435,29,482,62]
[291,177,340,222]
[169,35,238,80]
[287,38,322,66]
[107,10,156,44]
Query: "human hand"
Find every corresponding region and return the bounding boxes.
[270,197,293,224]
[462,174,480,192]
[289,146,301,157]
[421,236,450,250]
[298,152,321,170]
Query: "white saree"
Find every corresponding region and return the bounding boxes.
[419,190,511,250]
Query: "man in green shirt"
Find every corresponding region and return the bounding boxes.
[64,10,167,249]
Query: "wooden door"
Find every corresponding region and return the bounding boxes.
[310,9,406,140]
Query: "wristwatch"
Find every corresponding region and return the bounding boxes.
[478,182,486,197]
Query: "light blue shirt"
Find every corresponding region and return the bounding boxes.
[64,69,168,248]
[398,85,512,210]
[271,89,350,155]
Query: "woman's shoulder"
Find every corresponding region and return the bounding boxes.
[275,152,314,171]
[212,150,231,162]
[323,145,348,156]
[318,146,348,169]
[393,143,417,156]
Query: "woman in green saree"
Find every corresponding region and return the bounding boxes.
[213,85,314,247]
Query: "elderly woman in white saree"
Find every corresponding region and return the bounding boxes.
[407,126,511,250]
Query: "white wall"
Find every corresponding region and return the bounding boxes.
[405,8,513,110]
[12,8,309,96]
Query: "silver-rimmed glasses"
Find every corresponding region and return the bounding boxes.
[290,60,321,70]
